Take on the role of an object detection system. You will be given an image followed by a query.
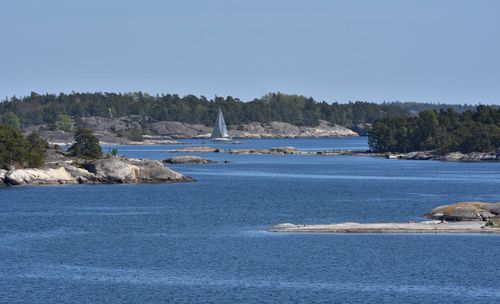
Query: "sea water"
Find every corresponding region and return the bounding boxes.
[1,138,499,303]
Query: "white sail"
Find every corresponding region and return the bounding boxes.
[211,108,230,139]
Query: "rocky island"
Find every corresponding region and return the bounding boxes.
[271,202,500,234]
[168,146,302,155]
[0,125,193,187]
[0,156,193,186]
[163,155,217,165]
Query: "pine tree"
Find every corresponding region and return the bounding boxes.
[68,128,102,159]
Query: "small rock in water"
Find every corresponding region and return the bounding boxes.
[163,156,216,165]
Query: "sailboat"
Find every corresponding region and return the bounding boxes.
[211,108,231,141]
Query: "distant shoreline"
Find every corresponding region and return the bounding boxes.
[166,145,499,162]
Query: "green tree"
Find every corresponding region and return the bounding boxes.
[1,112,21,129]
[369,106,500,153]
[68,128,102,159]
[26,132,48,168]
[0,125,47,169]
[0,124,27,168]
[55,114,73,132]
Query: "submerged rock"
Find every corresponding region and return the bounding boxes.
[425,202,500,221]
[163,156,216,164]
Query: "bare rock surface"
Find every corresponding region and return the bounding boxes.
[81,115,153,132]
[405,151,434,160]
[271,221,499,234]
[170,146,220,153]
[150,121,211,139]
[227,147,300,155]
[0,169,7,186]
[1,157,193,186]
[387,150,500,162]
[126,158,192,182]
[4,167,77,185]
[441,151,499,161]
[83,158,193,183]
[425,202,500,221]
[230,120,357,138]
[271,201,500,234]
[27,117,358,142]
[163,156,216,164]
[486,217,500,227]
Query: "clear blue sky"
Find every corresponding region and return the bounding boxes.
[1,0,499,104]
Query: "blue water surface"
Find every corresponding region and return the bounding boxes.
[1,137,499,303]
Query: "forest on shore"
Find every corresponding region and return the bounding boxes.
[368,106,500,153]
[0,125,47,169]
[0,92,478,129]
[1,92,498,155]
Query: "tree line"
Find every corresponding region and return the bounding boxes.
[0,123,104,169]
[368,106,500,153]
[0,92,478,130]
[0,125,48,169]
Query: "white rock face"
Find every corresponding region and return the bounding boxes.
[443,152,464,160]
[425,202,500,221]
[1,157,193,186]
[0,169,7,185]
[149,121,211,138]
[84,158,193,183]
[5,167,77,185]
[163,156,215,164]
[443,151,498,161]
[230,120,357,138]
[90,158,139,182]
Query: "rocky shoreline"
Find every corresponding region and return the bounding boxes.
[271,202,500,234]
[26,118,358,145]
[0,157,193,187]
[385,150,500,161]
[168,146,301,155]
[163,156,218,164]
[167,144,499,161]
[270,221,499,234]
